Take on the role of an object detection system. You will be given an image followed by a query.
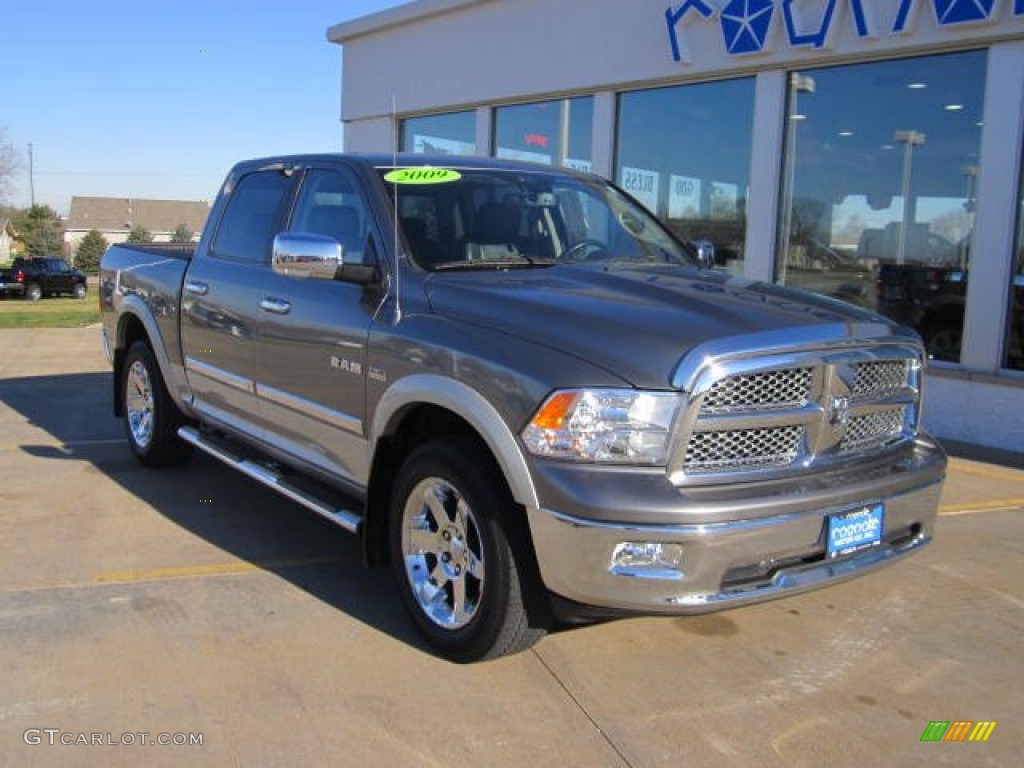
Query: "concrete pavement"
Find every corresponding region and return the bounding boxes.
[1,327,1021,767]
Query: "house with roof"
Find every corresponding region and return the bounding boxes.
[64,197,211,254]
[0,217,17,263]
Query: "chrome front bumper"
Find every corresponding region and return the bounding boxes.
[526,438,945,614]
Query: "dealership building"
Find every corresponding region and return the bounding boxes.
[330,0,1024,452]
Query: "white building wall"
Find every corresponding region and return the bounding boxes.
[342,116,396,153]
[332,0,1024,452]
[335,0,1024,126]
[925,372,1024,446]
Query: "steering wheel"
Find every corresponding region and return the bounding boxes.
[561,239,608,261]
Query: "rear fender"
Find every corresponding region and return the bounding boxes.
[114,295,193,417]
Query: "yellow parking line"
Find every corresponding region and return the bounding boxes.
[93,555,349,585]
[939,497,1024,516]
[947,459,1024,484]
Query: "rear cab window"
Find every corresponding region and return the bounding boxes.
[210,171,293,264]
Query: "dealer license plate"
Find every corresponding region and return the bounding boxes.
[827,504,884,558]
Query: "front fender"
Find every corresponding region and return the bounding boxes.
[370,373,539,509]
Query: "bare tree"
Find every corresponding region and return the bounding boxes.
[0,127,18,204]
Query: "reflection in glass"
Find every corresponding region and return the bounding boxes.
[1008,168,1024,370]
[776,51,988,364]
[378,166,693,271]
[401,111,476,155]
[493,98,593,171]
[617,78,755,273]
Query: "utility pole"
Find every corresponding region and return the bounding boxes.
[27,143,35,206]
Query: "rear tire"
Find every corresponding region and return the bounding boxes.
[25,283,42,301]
[390,437,546,662]
[121,341,192,467]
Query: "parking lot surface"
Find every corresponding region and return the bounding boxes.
[1,327,1021,767]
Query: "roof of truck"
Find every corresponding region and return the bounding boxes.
[231,153,596,178]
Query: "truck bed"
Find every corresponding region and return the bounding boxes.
[100,242,196,395]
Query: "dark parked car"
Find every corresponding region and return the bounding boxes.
[876,264,1023,364]
[0,257,88,301]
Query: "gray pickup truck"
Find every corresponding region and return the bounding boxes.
[100,155,946,661]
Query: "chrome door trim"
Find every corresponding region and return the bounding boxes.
[185,357,256,395]
[256,382,364,436]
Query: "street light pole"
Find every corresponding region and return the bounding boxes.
[894,130,925,265]
[778,73,815,285]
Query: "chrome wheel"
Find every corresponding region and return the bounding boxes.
[125,360,155,449]
[401,477,485,629]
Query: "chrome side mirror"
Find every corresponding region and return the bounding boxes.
[272,232,343,280]
[690,239,716,269]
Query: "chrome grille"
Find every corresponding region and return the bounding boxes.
[700,368,812,413]
[839,408,907,453]
[685,426,803,472]
[673,343,922,483]
[852,361,909,399]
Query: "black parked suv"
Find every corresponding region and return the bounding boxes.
[0,257,88,301]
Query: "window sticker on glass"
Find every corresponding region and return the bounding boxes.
[384,168,462,185]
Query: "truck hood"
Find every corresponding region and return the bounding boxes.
[425,263,892,388]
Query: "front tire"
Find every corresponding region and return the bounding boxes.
[121,341,192,467]
[73,283,87,300]
[390,437,546,662]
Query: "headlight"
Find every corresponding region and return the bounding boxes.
[521,389,680,464]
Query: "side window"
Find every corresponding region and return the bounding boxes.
[211,171,291,263]
[291,169,373,266]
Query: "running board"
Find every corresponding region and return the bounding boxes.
[177,426,362,534]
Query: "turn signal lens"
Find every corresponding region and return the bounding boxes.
[530,391,580,430]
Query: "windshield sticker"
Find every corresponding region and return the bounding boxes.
[384,167,462,185]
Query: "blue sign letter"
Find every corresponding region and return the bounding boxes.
[847,0,873,37]
[783,0,839,48]
[892,0,917,33]
[1017,0,1024,16]
[666,1,715,62]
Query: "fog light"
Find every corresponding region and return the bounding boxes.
[610,542,685,579]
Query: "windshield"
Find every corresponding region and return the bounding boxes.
[376,165,695,271]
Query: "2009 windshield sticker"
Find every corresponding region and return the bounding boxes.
[384,167,461,185]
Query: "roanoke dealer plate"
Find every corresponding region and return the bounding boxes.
[827,504,884,558]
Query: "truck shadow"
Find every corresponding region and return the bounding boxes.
[1,371,428,656]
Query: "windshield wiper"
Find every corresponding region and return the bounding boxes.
[431,256,556,271]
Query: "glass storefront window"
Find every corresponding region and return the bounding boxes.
[401,111,476,155]
[617,78,754,274]
[493,97,593,171]
[1008,167,1024,370]
[776,51,988,364]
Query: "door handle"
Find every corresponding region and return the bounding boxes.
[185,281,209,296]
[260,297,292,315]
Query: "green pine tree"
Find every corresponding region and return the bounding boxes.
[170,223,194,243]
[126,225,153,243]
[75,229,108,273]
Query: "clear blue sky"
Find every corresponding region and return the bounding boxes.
[3,0,406,216]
